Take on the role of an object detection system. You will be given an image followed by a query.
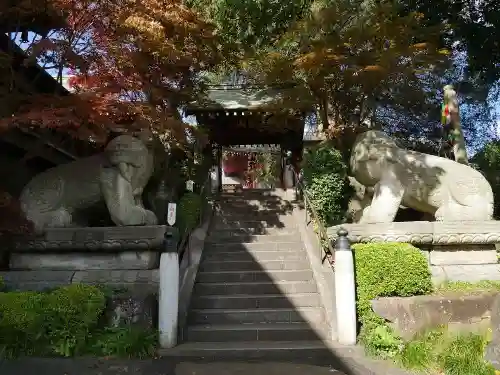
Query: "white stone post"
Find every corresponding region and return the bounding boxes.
[334,227,357,345]
[159,229,180,349]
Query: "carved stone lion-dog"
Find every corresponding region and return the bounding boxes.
[349,130,493,223]
[20,134,158,233]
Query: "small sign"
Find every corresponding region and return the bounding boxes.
[167,203,177,226]
[186,180,194,192]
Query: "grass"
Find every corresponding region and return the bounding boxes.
[398,327,495,375]
[395,281,500,374]
[433,280,500,295]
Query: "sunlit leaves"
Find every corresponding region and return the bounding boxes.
[241,0,451,142]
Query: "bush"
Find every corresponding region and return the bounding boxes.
[177,192,202,236]
[0,284,157,358]
[472,141,500,218]
[353,242,432,357]
[302,143,351,226]
[87,326,157,358]
[0,284,106,357]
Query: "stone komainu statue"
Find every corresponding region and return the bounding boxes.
[349,130,494,223]
[20,135,158,234]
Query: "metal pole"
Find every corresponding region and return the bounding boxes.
[334,227,357,345]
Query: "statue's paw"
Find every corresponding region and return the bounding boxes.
[144,209,158,225]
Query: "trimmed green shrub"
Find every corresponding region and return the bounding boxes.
[177,192,202,236]
[302,143,351,226]
[353,242,432,357]
[44,284,106,356]
[0,284,158,358]
[0,284,106,358]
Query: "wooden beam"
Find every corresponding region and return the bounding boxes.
[2,129,75,165]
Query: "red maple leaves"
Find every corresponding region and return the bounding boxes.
[1,0,221,143]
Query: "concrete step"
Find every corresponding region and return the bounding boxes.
[188,307,324,325]
[206,233,302,244]
[191,293,321,309]
[208,227,297,237]
[213,220,296,230]
[193,280,318,295]
[206,241,303,252]
[196,269,314,283]
[198,259,311,272]
[218,198,284,205]
[159,340,334,359]
[216,206,293,215]
[202,250,307,263]
[186,323,329,342]
[214,212,294,221]
[219,189,277,197]
[206,241,303,253]
[213,217,296,229]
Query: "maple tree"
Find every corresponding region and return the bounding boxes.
[0,0,222,142]
[0,0,223,238]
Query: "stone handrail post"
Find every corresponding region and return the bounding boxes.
[159,227,180,348]
[334,228,357,345]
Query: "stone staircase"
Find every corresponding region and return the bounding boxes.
[170,189,332,358]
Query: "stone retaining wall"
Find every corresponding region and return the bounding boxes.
[371,292,497,340]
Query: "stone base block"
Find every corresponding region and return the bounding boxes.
[72,269,159,287]
[371,293,495,340]
[0,270,75,291]
[427,244,498,265]
[9,251,159,270]
[432,264,500,284]
[0,270,159,291]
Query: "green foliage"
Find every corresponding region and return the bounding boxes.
[0,285,157,358]
[254,152,280,188]
[302,143,350,226]
[178,192,203,236]
[472,140,500,218]
[0,284,105,358]
[353,242,432,358]
[187,0,311,52]
[87,327,157,359]
[399,328,495,375]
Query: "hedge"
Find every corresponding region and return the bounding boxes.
[302,143,351,226]
[0,284,156,358]
[353,242,433,357]
[471,141,500,218]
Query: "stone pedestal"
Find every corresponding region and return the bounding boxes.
[328,221,500,283]
[9,225,171,270]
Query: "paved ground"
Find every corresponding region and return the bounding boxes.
[0,358,345,375]
[0,353,413,375]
